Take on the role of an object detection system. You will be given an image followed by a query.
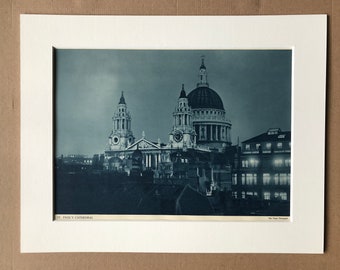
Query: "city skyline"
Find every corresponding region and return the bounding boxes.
[55,49,292,156]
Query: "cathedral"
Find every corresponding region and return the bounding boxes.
[104,58,232,186]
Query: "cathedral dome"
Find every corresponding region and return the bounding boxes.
[187,86,224,110]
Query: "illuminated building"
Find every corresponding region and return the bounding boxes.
[232,128,291,203]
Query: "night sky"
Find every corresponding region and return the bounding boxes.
[55,50,292,156]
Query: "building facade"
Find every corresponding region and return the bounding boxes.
[232,128,291,203]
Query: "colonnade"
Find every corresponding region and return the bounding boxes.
[195,124,229,141]
[114,119,130,130]
[144,152,162,169]
[174,114,191,126]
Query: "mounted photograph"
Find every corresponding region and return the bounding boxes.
[21,14,326,253]
[54,49,292,220]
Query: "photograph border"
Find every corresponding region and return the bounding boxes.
[53,48,293,221]
[21,15,326,253]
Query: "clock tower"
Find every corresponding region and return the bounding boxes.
[109,91,135,150]
[169,84,196,149]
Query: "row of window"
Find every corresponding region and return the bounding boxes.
[178,107,190,112]
[176,114,190,126]
[194,110,224,116]
[241,159,259,168]
[241,158,290,168]
[232,191,288,200]
[232,173,290,185]
[196,125,227,141]
[244,142,291,151]
[83,159,92,165]
[114,119,130,130]
[178,102,189,107]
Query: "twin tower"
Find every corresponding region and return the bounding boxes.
[108,58,232,152]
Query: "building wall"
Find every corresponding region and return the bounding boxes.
[232,129,291,203]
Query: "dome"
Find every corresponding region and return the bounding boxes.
[187,86,224,110]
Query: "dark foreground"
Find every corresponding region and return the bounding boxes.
[55,171,290,216]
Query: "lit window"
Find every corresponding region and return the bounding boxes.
[232,174,237,185]
[245,144,250,150]
[249,159,259,167]
[263,192,271,200]
[285,159,291,167]
[274,159,283,167]
[242,160,249,168]
[274,192,279,198]
[246,174,252,185]
[256,143,261,150]
[249,159,254,166]
[232,191,237,198]
[263,173,270,185]
[280,192,288,200]
[279,173,289,185]
[241,191,246,199]
[277,142,282,149]
[266,143,272,149]
[246,191,253,196]
[274,174,279,185]
[246,174,257,185]
[241,174,245,185]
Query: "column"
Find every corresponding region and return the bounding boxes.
[216,125,219,141]
[210,125,213,141]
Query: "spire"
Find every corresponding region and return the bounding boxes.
[118,91,126,104]
[179,84,187,98]
[200,55,206,69]
[197,56,209,87]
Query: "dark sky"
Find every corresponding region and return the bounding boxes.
[55,49,291,156]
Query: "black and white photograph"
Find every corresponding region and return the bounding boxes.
[54,49,292,219]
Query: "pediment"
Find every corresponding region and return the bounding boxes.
[127,138,161,150]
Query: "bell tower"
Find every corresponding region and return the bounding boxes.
[109,91,135,150]
[169,84,196,149]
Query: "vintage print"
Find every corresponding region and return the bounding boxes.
[54,50,292,220]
